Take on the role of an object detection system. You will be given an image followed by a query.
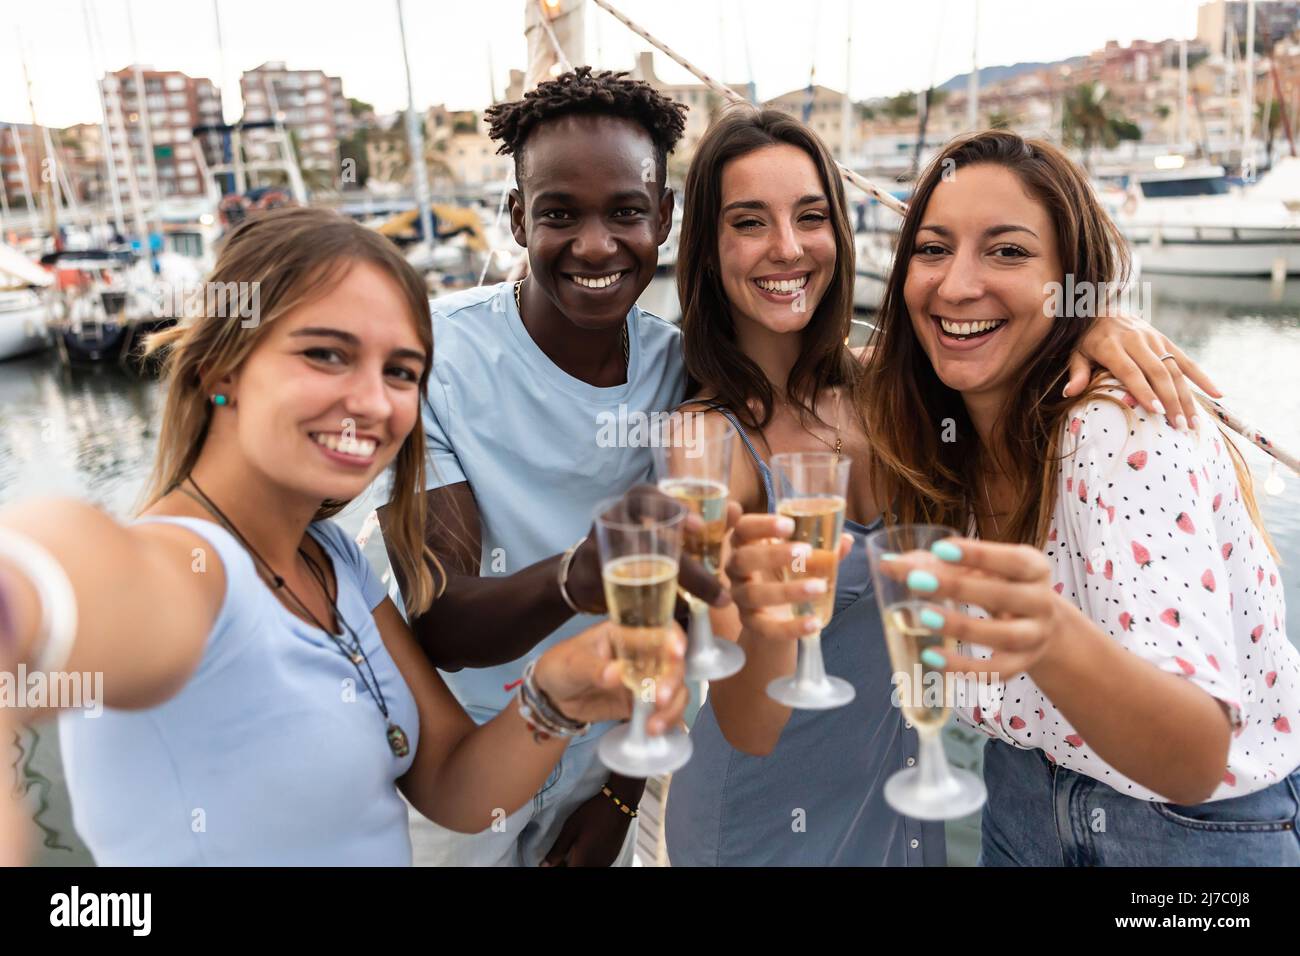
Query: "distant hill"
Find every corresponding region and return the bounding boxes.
[937,57,1087,93]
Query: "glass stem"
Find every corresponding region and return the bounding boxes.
[917,727,957,793]
[685,593,717,658]
[795,631,829,687]
[627,694,654,749]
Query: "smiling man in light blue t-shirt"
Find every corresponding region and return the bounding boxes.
[379,68,726,867]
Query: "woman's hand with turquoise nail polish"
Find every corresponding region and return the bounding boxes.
[930,539,963,562]
[906,569,940,593]
[890,537,1065,681]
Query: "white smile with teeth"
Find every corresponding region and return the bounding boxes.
[755,276,808,293]
[938,317,1006,337]
[311,432,377,458]
[571,272,624,288]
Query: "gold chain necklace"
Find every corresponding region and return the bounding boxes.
[784,387,843,458]
[515,280,629,370]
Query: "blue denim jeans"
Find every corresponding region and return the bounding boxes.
[979,739,1300,866]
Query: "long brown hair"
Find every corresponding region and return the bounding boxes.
[678,105,858,430]
[859,129,1275,557]
[141,206,445,613]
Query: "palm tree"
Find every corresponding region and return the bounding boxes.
[1061,81,1119,172]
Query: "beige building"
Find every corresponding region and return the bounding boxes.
[365,106,509,192]
[55,122,105,203]
[764,83,865,162]
[628,52,752,174]
[445,117,512,189]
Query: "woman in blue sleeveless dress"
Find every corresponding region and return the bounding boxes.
[661,108,945,865]
[666,404,939,865]
[0,207,687,865]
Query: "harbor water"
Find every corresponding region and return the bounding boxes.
[2,273,1298,866]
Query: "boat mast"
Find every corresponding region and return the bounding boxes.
[8,125,38,230]
[396,0,434,252]
[40,126,70,226]
[1244,0,1256,177]
[126,0,164,235]
[1178,38,1188,150]
[90,0,148,245]
[526,1,584,89]
[1270,55,1296,157]
[967,0,980,130]
[211,0,246,195]
[0,142,9,233]
[15,28,56,237]
[841,1,853,166]
[81,3,126,235]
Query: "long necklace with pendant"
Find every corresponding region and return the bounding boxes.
[181,478,411,758]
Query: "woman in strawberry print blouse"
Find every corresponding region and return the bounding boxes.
[859,130,1300,865]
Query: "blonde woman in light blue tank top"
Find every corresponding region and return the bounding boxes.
[0,208,687,865]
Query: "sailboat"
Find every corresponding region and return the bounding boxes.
[0,242,51,361]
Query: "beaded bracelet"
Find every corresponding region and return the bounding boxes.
[601,785,638,818]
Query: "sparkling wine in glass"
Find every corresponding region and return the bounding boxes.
[865,523,986,820]
[594,490,693,777]
[765,452,856,710]
[653,412,745,681]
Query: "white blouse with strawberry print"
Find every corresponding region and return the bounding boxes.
[955,384,1300,802]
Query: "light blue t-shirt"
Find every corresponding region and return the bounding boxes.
[418,281,685,723]
[59,517,421,866]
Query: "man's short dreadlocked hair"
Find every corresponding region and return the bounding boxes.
[486,67,687,190]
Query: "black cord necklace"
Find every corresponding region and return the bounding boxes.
[180,477,411,758]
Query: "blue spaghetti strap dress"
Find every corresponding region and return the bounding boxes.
[664,406,946,865]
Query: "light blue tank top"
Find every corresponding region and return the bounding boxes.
[664,407,946,865]
[58,516,421,866]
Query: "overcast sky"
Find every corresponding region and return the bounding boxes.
[0,0,1208,127]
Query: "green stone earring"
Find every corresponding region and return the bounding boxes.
[212,394,228,406]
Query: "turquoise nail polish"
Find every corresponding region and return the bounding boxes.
[921,649,946,668]
[907,569,939,593]
[930,540,962,562]
[881,552,901,561]
[919,608,946,630]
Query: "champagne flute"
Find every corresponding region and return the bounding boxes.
[594,489,694,777]
[652,412,745,681]
[864,523,986,820]
[765,452,856,709]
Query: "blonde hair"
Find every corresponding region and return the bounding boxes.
[140,206,444,614]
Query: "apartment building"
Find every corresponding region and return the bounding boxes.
[99,67,223,200]
[240,62,351,175]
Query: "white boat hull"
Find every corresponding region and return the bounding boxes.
[0,293,50,361]
[1123,231,1300,276]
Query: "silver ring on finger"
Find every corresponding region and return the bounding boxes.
[1157,353,1176,363]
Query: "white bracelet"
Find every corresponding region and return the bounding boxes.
[0,528,78,674]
